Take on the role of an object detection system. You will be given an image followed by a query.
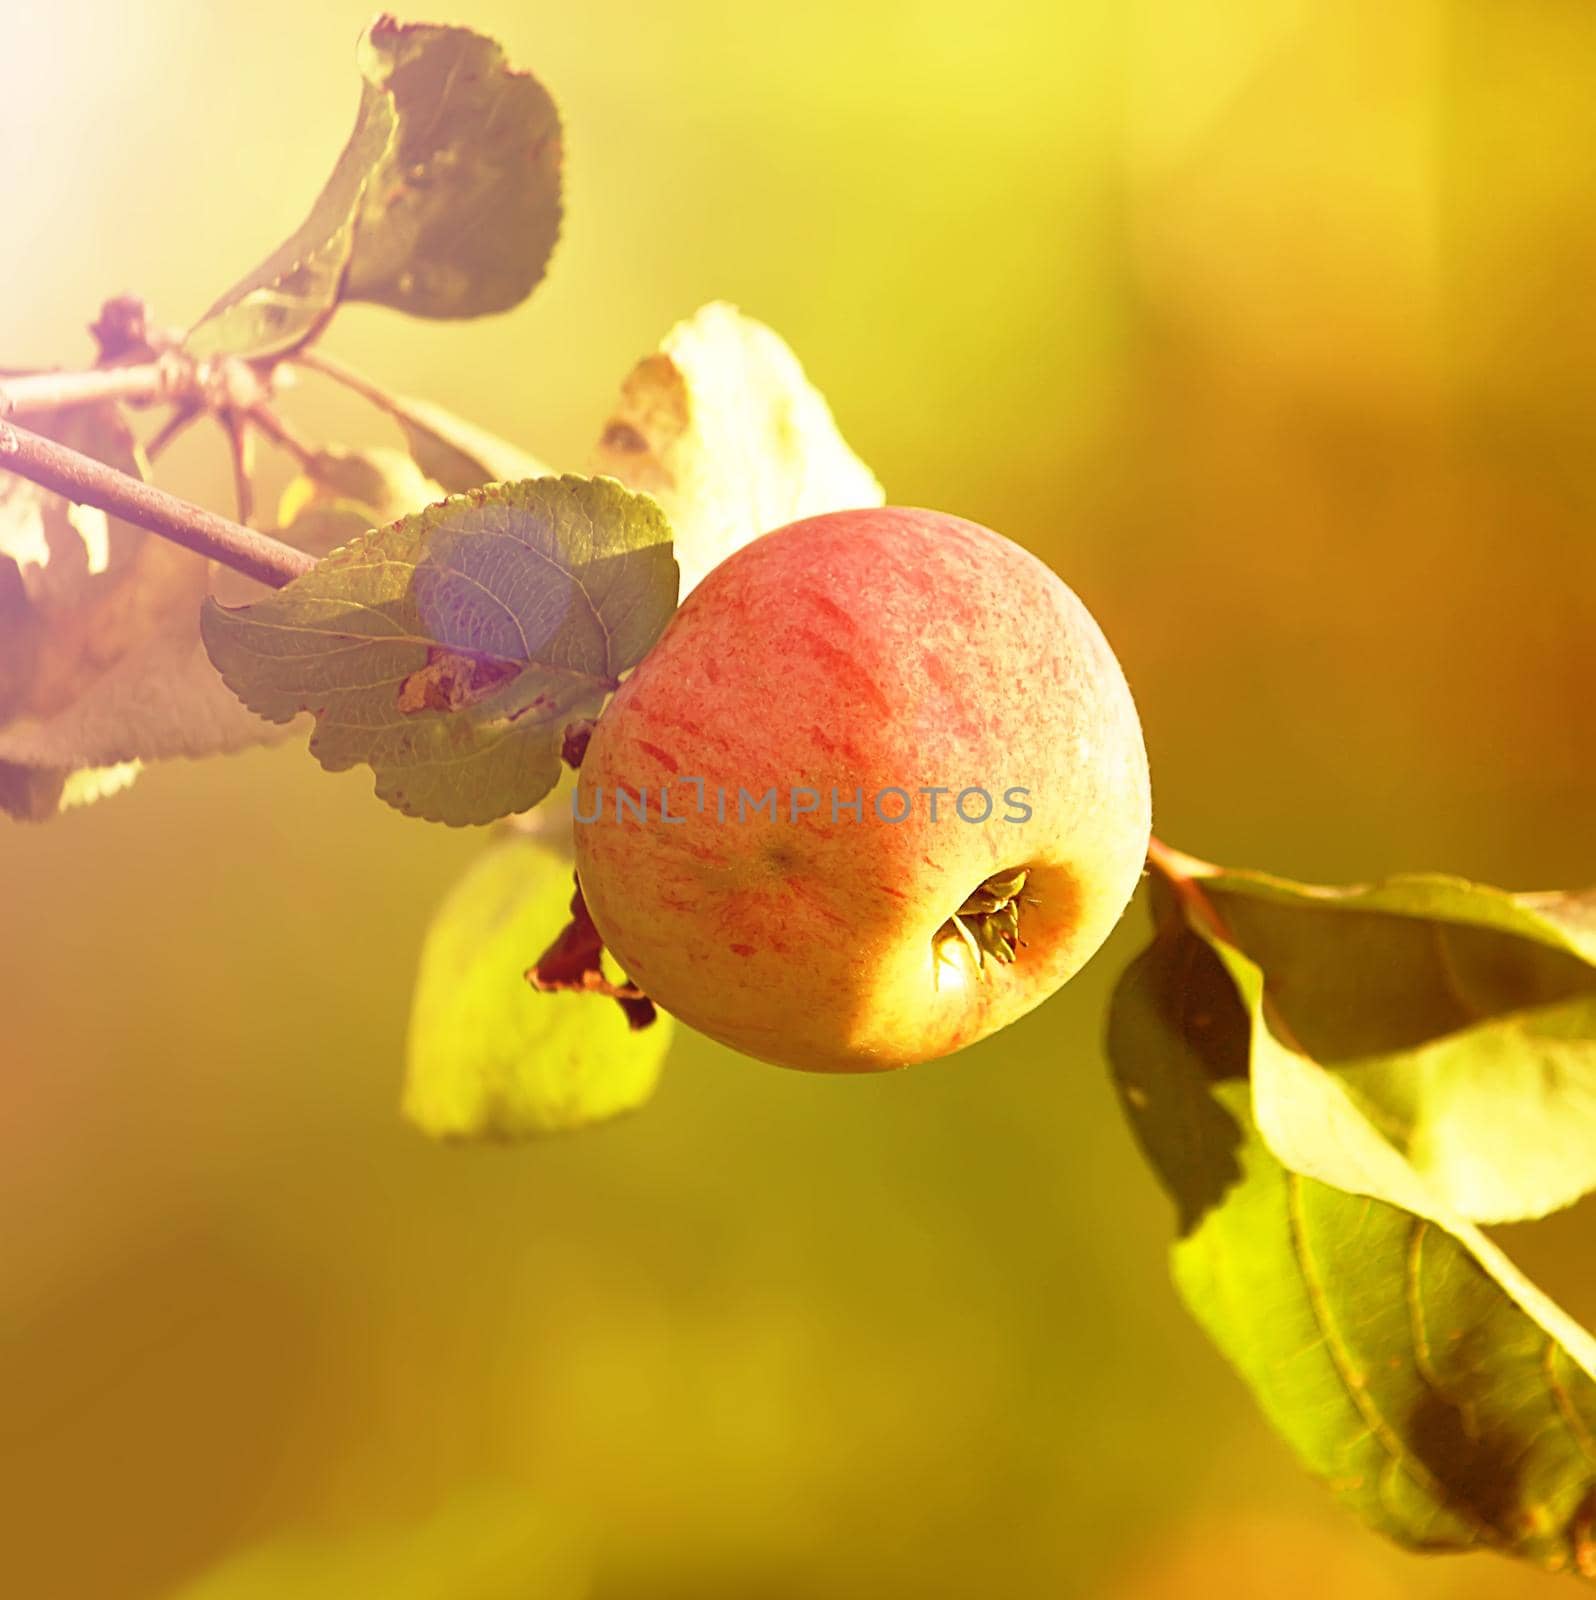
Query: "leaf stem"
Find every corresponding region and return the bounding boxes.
[1146,836,1229,938]
[292,346,433,433]
[0,419,313,589]
[1147,835,1316,1055]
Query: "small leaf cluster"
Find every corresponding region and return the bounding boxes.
[202,476,677,825]
[186,18,562,360]
[1110,856,1596,1579]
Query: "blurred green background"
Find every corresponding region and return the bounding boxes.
[4,1,1596,1595]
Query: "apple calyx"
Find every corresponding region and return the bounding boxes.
[936,865,1034,974]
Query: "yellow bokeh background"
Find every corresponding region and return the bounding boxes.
[4,1,1596,1595]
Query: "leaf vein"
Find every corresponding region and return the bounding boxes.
[1286,1172,1495,1547]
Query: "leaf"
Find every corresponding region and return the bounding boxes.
[591,302,883,594]
[1184,862,1596,1224]
[0,759,140,822]
[200,475,678,826]
[185,20,561,359]
[1109,888,1596,1578]
[404,835,671,1139]
[281,445,443,525]
[209,447,448,612]
[0,581,297,774]
[391,394,551,493]
[183,81,396,359]
[0,554,33,724]
[0,404,174,722]
[528,878,658,1030]
[0,405,286,799]
[343,19,562,319]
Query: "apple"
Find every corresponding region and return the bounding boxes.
[572,506,1151,1071]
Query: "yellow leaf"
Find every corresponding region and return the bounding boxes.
[591,302,883,594]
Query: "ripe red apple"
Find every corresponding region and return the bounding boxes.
[573,506,1151,1071]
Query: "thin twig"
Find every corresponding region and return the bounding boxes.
[0,419,312,589]
[144,400,204,462]
[248,401,318,469]
[0,361,179,417]
[221,411,256,525]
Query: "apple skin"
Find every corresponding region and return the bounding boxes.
[573,506,1151,1072]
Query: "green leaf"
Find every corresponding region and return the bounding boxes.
[185,20,561,359]
[199,475,677,826]
[405,834,671,1138]
[1187,863,1596,1224]
[344,19,562,319]
[392,394,551,493]
[184,82,396,359]
[1109,889,1596,1578]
